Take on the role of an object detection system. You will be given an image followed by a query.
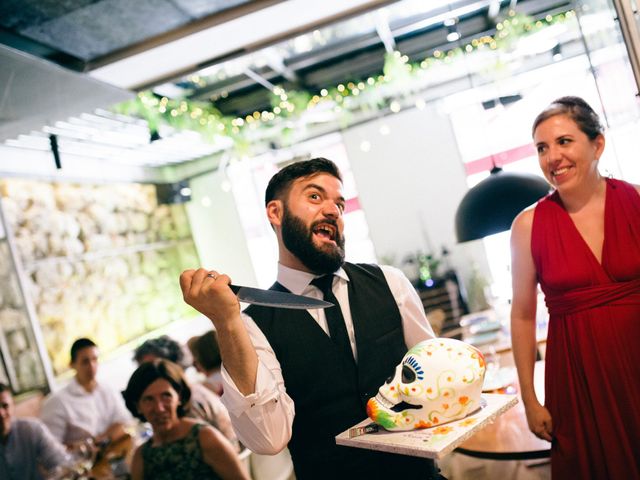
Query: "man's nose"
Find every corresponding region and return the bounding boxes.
[322,201,341,217]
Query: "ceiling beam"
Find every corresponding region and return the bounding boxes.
[375,10,396,54]
[263,47,300,84]
[86,0,287,70]
[90,0,403,90]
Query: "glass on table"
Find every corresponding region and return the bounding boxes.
[48,438,96,480]
[484,345,501,374]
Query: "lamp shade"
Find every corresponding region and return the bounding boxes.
[455,166,550,243]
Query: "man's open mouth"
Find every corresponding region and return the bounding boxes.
[312,222,336,241]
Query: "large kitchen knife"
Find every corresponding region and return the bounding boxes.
[229,284,333,309]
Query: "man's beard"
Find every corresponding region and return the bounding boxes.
[281,206,345,274]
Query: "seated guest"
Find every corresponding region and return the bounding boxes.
[133,335,187,367]
[123,359,249,480]
[133,336,237,448]
[40,338,132,447]
[187,331,223,396]
[0,382,72,479]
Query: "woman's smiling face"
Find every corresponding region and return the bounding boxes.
[137,378,181,433]
[533,114,604,192]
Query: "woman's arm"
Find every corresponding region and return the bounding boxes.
[199,426,251,480]
[130,445,144,480]
[510,209,552,441]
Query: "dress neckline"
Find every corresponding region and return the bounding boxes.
[552,178,610,274]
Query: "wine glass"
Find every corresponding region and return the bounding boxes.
[483,345,502,391]
[69,437,97,478]
[484,345,500,374]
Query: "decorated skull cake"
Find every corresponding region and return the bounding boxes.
[366,338,486,431]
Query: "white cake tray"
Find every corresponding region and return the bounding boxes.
[336,394,517,459]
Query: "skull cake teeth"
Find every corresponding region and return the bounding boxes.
[366,338,486,431]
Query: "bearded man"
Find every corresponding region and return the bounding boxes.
[180,158,443,479]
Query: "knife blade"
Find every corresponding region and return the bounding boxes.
[229,284,333,309]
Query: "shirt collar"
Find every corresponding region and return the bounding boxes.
[68,377,93,396]
[277,263,348,295]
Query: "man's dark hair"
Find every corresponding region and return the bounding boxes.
[0,383,11,394]
[70,338,97,363]
[122,359,192,421]
[133,335,188,369]
[264,157,342,206]
[532,96,604,139]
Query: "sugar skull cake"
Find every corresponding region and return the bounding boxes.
[366,338,486,431]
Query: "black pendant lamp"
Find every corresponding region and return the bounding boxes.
[455,166,551,243]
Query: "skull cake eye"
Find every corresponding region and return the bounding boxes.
[401,355,424,383]
[401,365,415,383]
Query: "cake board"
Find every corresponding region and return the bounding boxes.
[336,394,517,459]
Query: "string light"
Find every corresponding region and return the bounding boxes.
[114,11,573,150]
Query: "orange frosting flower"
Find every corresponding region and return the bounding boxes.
[414,420,433,429]
[433,426,453,435]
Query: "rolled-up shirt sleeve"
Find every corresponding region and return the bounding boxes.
[220,312,295,455]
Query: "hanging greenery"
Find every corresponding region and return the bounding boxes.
[112,9,575,153]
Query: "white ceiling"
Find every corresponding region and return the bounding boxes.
[0,0,578,181]
[89,0,396,89]
[0,45,131,143]
[0,0,398,180]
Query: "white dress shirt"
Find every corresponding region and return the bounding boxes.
[220,264,435,454]
[40,378,132,443]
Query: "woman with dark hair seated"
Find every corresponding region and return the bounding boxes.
[123,359,249,480]
[132,335,237,449]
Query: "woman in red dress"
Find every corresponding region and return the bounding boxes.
[510,96,640,479]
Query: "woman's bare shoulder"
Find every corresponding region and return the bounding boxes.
[512,206,536,231]
[196,423,225,444]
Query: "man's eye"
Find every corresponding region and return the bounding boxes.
[309,193,320,200]
[337,203,345,213]
[537,146,546,154]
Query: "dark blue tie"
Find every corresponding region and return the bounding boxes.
[311,275,353,361]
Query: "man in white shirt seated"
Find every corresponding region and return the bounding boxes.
[40,338,132,448]
[0,382,72,480]
[180,158,445,479]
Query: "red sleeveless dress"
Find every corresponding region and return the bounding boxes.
[531,178,640,479]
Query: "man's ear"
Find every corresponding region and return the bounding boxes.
[266,199,283,227]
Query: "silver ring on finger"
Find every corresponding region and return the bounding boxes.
[207,273,218,280]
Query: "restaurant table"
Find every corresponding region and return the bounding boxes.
[454,360,551,460]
